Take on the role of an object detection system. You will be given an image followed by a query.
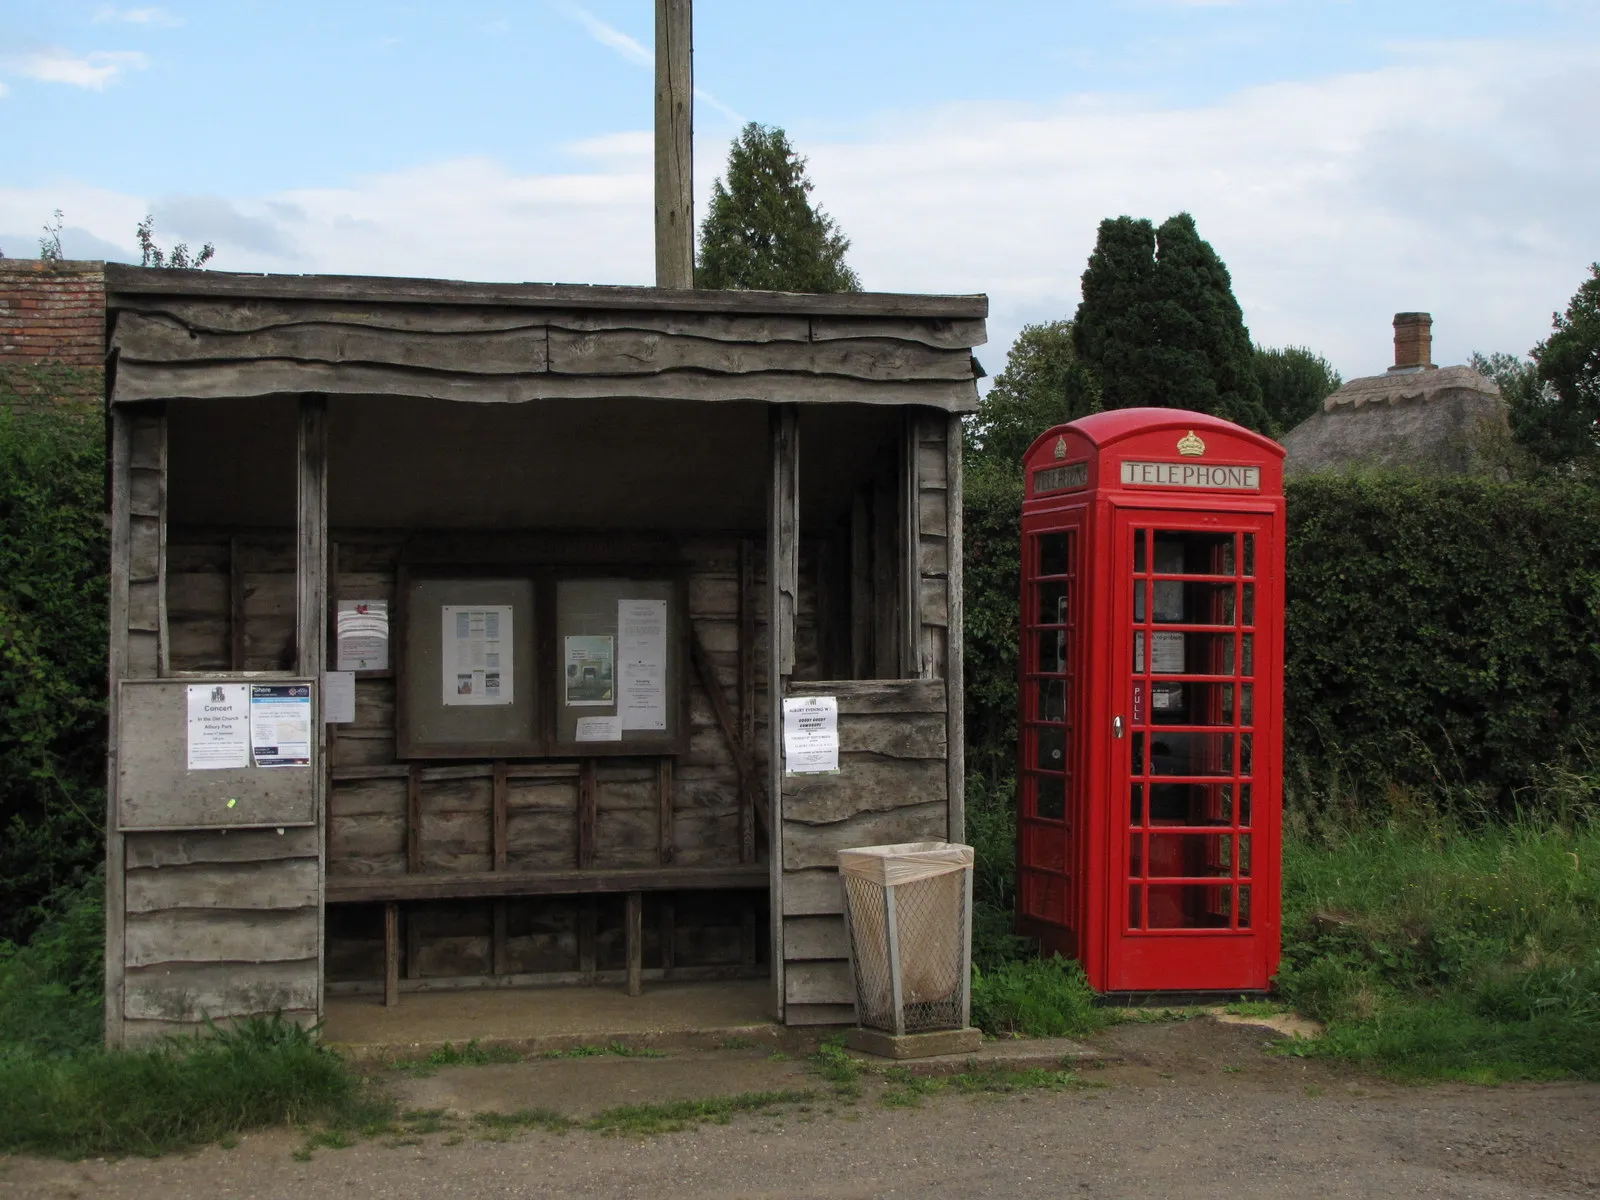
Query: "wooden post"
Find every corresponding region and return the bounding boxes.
[946,413,966,843]
[103,407,133,1048]
[737,538,757,863]
[654,0,694,289]
[296,394,329,1023]
[767,404,799,1022]
[901,412,923,677]
[626,892,644,997]
[384,902,400,1007]
[578,759,597,868]
[656,756,675,865]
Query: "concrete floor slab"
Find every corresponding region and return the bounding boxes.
[324,980,783,1061]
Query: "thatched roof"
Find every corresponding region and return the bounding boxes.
[1282,365,1507,477]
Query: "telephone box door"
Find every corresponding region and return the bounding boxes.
[1108,510,1279,992]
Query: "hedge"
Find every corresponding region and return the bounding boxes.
[964,469,1600,816]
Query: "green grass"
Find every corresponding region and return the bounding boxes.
[585,1089,815,1135]
[390,1038,524,1075]
[1275,814,1600,1081]
[808,1035,863,1098]
[881,1064,1084,1107]
[472,1108,576,1137]
[539,1041,666,1060]
[0,1016,391,1159]
[970,955,1116,1038]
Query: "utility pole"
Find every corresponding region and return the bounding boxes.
[654,0,694,288]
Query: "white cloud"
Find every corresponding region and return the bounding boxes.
[93,6,183,25]
[9,49,149,89]
[4,38,1592,379]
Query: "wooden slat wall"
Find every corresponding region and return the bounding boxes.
[109,303,982,413]
[779,678,949,1025]
[914,412,951,681]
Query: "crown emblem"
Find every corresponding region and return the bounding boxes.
[1177,430,1205,457]
[1053,435,1067,460]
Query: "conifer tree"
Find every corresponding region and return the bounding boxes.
[1072,212,1269,431]
[696,123,860,293]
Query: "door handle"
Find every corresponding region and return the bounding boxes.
[1113,715,1124,739]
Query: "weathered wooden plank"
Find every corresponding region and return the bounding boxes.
[836,714,948,759]
[781,801,949,870]
[128,415,163,470]
[114,312,551,374]
[810,315,988,350]
[125,908,319,968]
[547,329,973,382]
[782,869,846,916]
[127,630,159,677]
[783,914,849,961]
[919,488,949,538]
[784,960,854,1005]
[919,577,950,628]
[625,890,643,996]
[104,266,988,319]
[657,757,675,866]
[328,813,405,866]
[121,1011,318,1042]
[127,580,161,633]
[125,827,319,868]
[384,902,400,1007]
[105,408,134,1047]
[738,538,758,865]
[129,466,162,517]
[112,360,981,412]
[946,411,966,842]
[782,755,948,825]
[324,864,769,903]
[129,515,161,579]
[784,1002,855,1027]
[126,859,320,913]
[785,678,947,714]
[918,532,949,578]
[123,959,318,1022]
[578,759,597,868]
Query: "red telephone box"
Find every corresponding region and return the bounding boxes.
[1015,409,1285,993]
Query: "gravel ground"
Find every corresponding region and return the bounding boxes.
[3,1019,1596,1200]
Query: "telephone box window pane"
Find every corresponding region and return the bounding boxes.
[1129,833,1144,878]
[1151,681,1235,727]
[1149,782,1231,825]
[1243,584,1255,627]
[1128,886,1144,930]
[1133,530,1147,574]
[1155,531,1235,576]
[1037,581,1070,625]
[1133,580,1146,622]
[1240,733,1253,776]
[1239,834,1253,876]
[1243,534,1256,577]
[1039,533,1069,577]
[1036,724,1066,771]
[1035,631,1067,674]
[1150,732,1235,777]
[1240,684,1253,727]
[1130,783,1144,824]
[1142,631,1235,676]
[1148,884,1233,928]
[1036,678,1066,722]
[1153,579,1184,622]
[1148,832,1233,878]
[1238,886,1253,928]
[1131,731,1146,777]
[1239,783,1253,826]
[1027,827,1066,873]
[1150,581,1235,627]
[1025,872,1066,922]
[1242,634,1254,677]
[1034,774,1065,820]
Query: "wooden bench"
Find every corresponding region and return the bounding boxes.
[328,865,768,1006]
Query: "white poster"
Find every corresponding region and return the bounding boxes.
[336,600,389,671]
[1135,631,1187,674]
[783,695,840,775]
[564,635,614,706]
[250,684,312,768]
[575,715,623,743]
[443,606,513,706]
[322,671,356,724]
[618,598,668,732]
[186,683,250,770]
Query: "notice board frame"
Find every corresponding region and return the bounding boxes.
[117,677,319,831]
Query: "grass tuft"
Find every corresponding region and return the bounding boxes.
[585,1089,815,1135]
[970,955,1115,1038]
[472,1107,576,1136]
[391,1038,523,1076]
[539,1041,666,1060]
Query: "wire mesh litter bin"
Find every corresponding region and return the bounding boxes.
[839,841,974,1036]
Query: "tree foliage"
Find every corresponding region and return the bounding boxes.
[1253,345,1341,435]
[0,396,107,945]
[1073,213,1269,431]
[695,123,859,293]
[136,215,215,271]
[965,320,1098,468]
[1522,264,1600,471]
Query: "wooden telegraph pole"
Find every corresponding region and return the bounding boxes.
[655,0,694,288]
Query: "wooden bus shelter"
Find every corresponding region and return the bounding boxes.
[100,264,985,1045]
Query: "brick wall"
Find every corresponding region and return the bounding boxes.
[0,259,106,412]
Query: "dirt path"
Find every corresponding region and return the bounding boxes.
[4,1019,1596,1200]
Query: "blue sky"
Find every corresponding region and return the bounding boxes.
[3,1,1598,379]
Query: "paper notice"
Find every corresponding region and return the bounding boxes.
[322,671,356,724]
[336,600,389,671]
[1134,631,1187,674]
[250,684,312,767]
[575,715,623,743]
[618,598,668,732]
[782,696,840,775]
[186,683,250,770]
[564,635,614,706]
[443,605,513,706]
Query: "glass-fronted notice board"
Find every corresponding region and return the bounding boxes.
[397,570,686,759]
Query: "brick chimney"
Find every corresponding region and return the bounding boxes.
[1389,312,1435,374]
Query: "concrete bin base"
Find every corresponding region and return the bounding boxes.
[845,1026,984,1060]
